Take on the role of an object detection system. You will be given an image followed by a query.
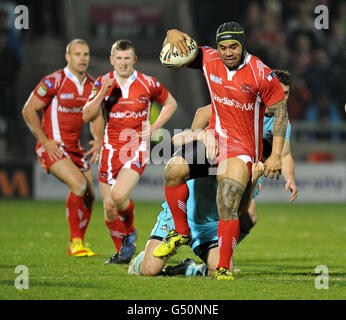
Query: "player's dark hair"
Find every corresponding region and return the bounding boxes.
[273,69,291,86]
[111,39,136,56]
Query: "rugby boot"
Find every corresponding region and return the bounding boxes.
[68,238,89,257]
[104,252,126,265]
[118,229,137,262]
[162,258,196,276]
[214,267,234,280]
[153,229,191,258]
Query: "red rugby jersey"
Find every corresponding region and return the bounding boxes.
[33,67,94,148]
[88,70,169,150]
[190,46,285,161]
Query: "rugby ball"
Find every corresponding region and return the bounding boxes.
[160,39,198,68]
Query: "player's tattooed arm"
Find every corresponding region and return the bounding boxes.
[266,99,288,137]
[264,98,288,179]
[217,177,246,221]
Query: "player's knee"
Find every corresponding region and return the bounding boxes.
[163,157,188,185]
[140,262,161,276]
[217,178,245,221]
[70,177,88,196]
[110,189,127,207]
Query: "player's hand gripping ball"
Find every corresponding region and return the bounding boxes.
[160,40,198,68]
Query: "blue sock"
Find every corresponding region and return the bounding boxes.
[133,251,144,274]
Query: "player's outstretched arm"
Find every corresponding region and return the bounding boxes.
[171,104,211,146]
[83,78,114,122]
[164,29,195,57]
[281,141,298,202]
[22,93,63,161]
[264,98,288,179]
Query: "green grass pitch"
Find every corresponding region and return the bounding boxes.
[0,199,345,300]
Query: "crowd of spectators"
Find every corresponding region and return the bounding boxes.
[192,0,345,128]
[0,0,345,157]
[0,4,21,139]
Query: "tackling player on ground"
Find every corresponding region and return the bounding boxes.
[22,39,102,257]
[154,22,288,279]
[129,70,297,277]
[83,40,178,264]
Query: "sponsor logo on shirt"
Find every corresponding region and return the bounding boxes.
[161,224,171,233]
[137,95,150,104]
[266,71,276,82]
[109,110,148,119]
[37,83,48,97]
[99,172,108,180]
[89,87,98,99]
[210,73,222,84]
[240,83,254,94]
[58,106,83,113]
[213,94,254,111]
[60,93,74,99]
[44,79,53,88]
[224,85,237,91]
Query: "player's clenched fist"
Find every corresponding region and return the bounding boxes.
[198,130,219,164]
[100,78,115,95]
[252,162,265,181]
[264,154,282,180]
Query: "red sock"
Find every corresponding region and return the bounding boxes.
[79,204,92,242]
[105,217,125,252]
[164,183,190,236]
[117,199,135,234]
[66,192,84,241]
[217,219,240,270]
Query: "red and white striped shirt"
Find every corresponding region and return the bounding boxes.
[191,46,285,161]
[33,66,94,148]
[88,70,168,150]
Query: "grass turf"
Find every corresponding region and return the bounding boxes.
[0,200,345,300]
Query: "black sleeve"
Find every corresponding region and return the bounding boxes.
[187,47,203,70]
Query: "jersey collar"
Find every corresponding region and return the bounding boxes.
[113,70,138,99]
[64,66,87,95]
[225,53,251,81]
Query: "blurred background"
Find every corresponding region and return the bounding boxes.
[0,0,345,202]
